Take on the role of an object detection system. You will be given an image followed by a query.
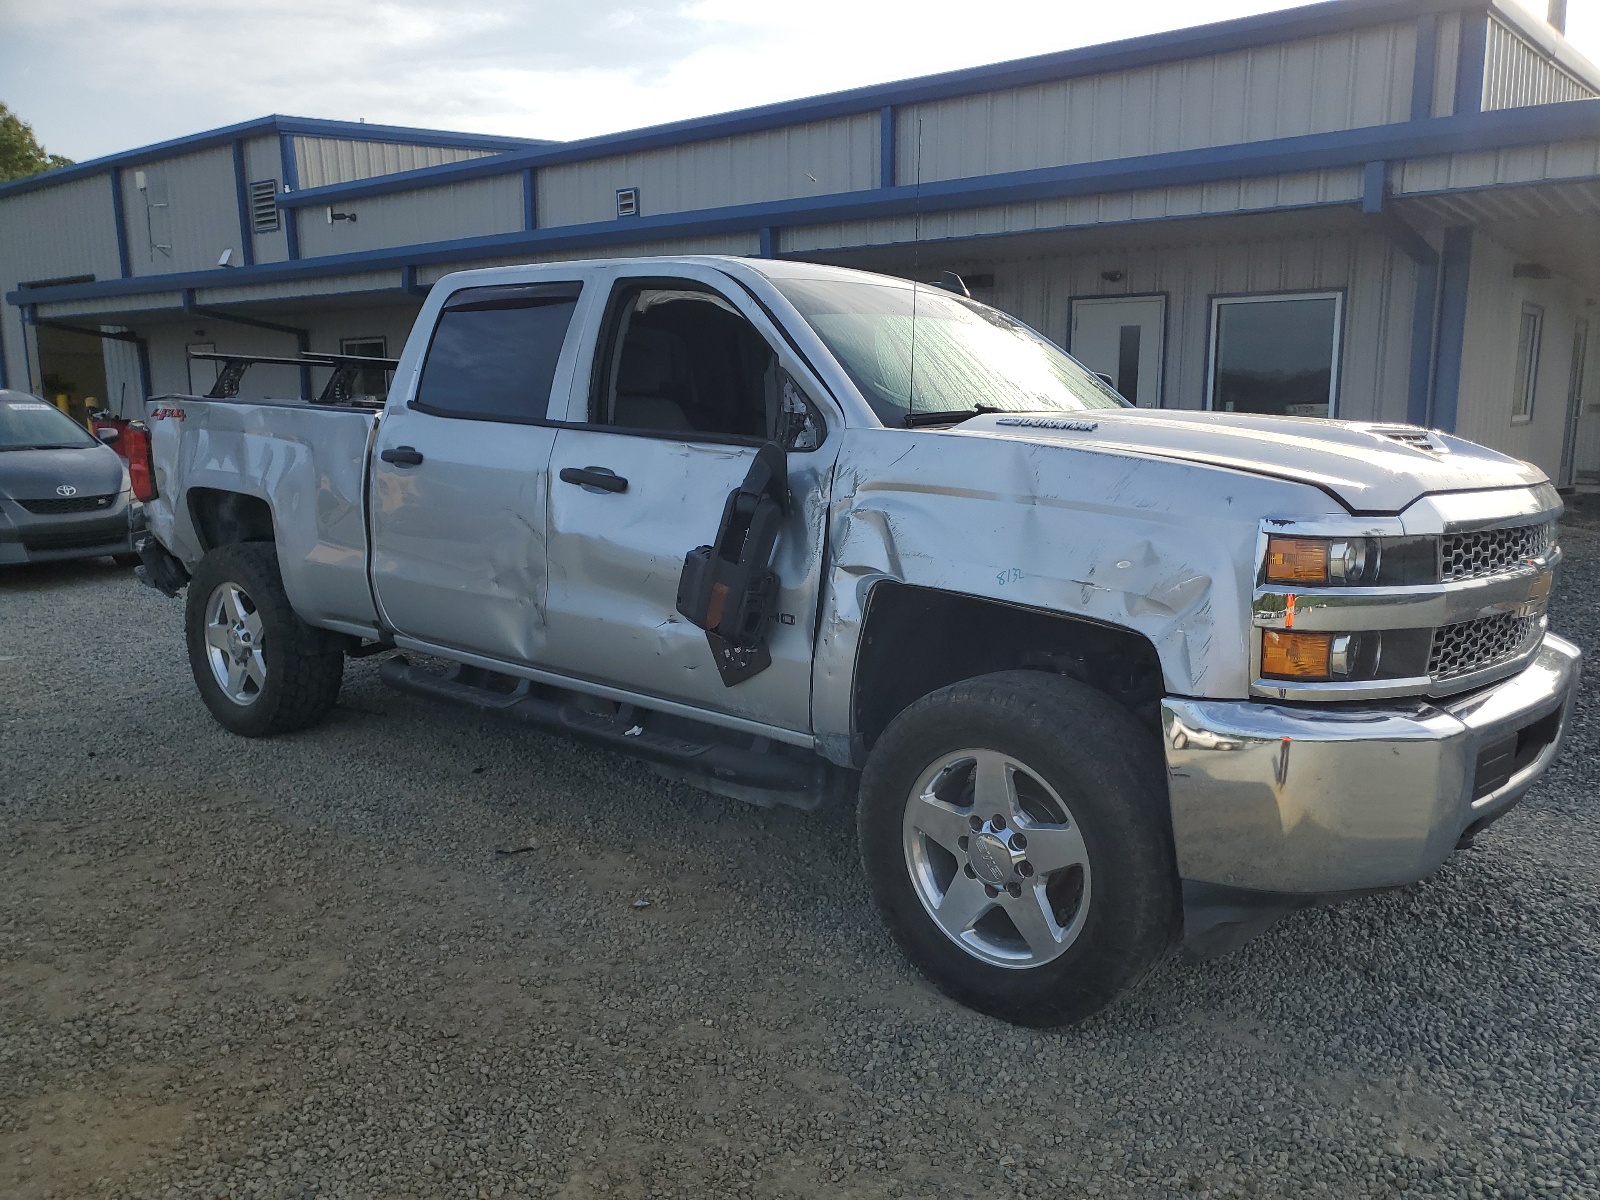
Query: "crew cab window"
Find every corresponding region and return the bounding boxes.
[593,283,821,448]
[414,282,582,422]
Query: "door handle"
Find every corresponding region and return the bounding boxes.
[559,466,628,494]
[380,446,424,466]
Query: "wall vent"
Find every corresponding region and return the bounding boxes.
[615,187,640,218]
[249,180,281,233]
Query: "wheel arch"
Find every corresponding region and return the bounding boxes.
[187,486,277,552]
[850,581,1165,763]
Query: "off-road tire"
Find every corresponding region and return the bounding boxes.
[859,670,1180,1027]
[185,542,344,737]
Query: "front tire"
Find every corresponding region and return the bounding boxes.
[858,670,1179,1027]
[184,542,344,737]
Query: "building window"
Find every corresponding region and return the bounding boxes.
[1512,303,1544,423]
[1207,292,1343,418]
[340,337,391,401]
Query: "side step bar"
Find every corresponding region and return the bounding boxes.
[378,656,833,807]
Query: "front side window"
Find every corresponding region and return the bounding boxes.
[1208,293,1342,418]
[772,274,1126,427]
[414,282,582,422]
[0,393,96,451]
[593,283,822,448]
[1513,303,1544,423]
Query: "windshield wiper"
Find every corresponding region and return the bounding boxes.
[903,404,1010,428]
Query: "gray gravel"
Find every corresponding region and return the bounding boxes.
[2,527,1598,1200]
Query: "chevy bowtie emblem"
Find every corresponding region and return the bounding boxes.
[56,484,77,497]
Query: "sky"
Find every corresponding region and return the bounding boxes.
[2,0,1598,164]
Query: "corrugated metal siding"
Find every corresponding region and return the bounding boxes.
[1432,12,1462,117]
[1453,230,1581,475]
[416,232,762,286]
[119,146,244,276]
[0,172,123,388]
[783,168,1364,254]
[1482,18,1597,112]
[293,139,499,189]
[36,292,185,320]
[101,326,145,417]
[243,136,290,264]
[197,271,404,307]
[537,114,878,228]
[296,176,524,259]
[951,232,1411,420]
[895,24,1415,184]
[1393,138,1600,194]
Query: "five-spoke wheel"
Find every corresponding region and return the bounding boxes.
[202,581,267,705]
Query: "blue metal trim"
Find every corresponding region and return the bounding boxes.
[279,134,301,261]
[1455,10,1489,116]
[1406,257,1440,424]
[14,99,1600,312]
[110,169,132,278]
[0,114,539,201]
[402,265,430,296]
[758,227,776,258]
[0,311,8,388]
[880,106,896,188]
[21,306,37,392]
[231,140,256,267]
[1411,14,1439,121]
[136,334,152,403]
[1430,226,1474,431]
[1361,160,1387,212]
[523,168,537,230]
[275,0,1500,210]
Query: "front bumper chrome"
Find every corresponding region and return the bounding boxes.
[1162,633,1582,895]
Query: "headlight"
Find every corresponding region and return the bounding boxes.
[1265,536,1376,585]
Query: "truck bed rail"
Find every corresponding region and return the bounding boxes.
[187,350,400,406]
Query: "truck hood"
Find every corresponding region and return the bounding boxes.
[955,410,1547,513]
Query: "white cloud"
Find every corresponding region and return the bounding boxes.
[2,0,1596,162]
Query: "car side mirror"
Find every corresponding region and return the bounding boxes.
[1094,372,1115,389]
[95,427,120,444]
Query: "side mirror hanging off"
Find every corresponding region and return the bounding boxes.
[674,441,790,687]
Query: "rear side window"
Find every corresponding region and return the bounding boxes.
[414,282,582,422]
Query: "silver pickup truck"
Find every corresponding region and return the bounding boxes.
[136,255,1581,1027]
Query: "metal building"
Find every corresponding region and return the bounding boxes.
[4,0,1600,483]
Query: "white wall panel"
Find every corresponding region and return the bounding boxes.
[1394,138,1600,194]
[295,176,524,259]
[293,139,498,189]
[783,168,1363,253]
[243,136,290,265]
[0,172,124,388]
[119,146,244,277]
[1432,12,1462,117]
[895,24,1415,184]
[1483,18,1597,113]
[537,114,878,228]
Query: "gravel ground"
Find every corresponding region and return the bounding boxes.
[1,528,1597,1200]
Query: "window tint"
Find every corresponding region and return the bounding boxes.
[1209,294,1341,417]
[595,284,819,446]
[415,282,582,422]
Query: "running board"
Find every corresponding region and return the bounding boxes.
[378,656,830,805]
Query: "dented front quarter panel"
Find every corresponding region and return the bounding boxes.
[145,397,380,630]
[810,426,1351,753]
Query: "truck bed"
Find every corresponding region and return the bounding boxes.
[144,393,382,636]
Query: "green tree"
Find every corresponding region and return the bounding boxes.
[0,103,73,183]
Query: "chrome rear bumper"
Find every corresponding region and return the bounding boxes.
[1162,633,1582,895]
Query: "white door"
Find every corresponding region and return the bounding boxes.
[1069,295,1166,407]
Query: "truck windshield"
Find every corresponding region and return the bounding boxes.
[770,276,1128,426]
[0,395,96,451]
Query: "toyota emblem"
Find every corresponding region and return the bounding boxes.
[56,484,78,497]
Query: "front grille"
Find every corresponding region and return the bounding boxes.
[15,493,116,515]
[19,529,125,553]
[1440,523,1552,581]
[1429,613,1541,681]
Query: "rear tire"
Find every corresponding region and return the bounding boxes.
[858,670,1179,1027]
[185,542,344,737]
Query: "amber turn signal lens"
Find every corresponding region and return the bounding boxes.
[1261,630,1334,680]
[1266,537,1330,584]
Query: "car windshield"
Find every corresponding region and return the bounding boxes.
[0,394,96,451]
[770,275,1128,426]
